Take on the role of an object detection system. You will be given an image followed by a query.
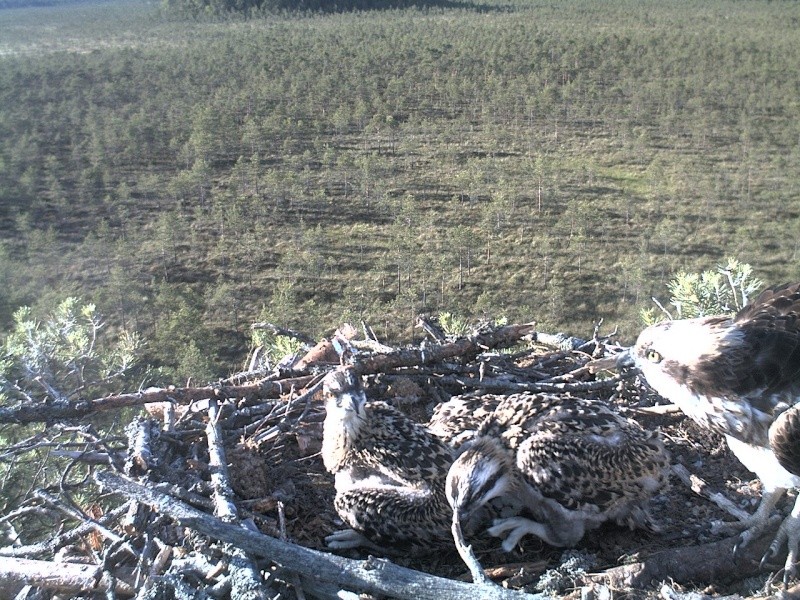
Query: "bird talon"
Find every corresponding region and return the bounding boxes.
[759,546,776,570]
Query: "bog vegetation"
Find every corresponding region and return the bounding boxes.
[1,0,800,387]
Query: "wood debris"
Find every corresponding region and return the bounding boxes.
[0,318,786,598]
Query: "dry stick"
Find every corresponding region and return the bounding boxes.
[0,375,317,425]
[207,398,275,600]
[352,323,538,375]
[33,490,138,559]
[582,529,777,590]
[0,556,135,597]
[0,502,134,558]
[125,416,153,476]
[95,471,543,600]
[50,450,124,465]
[250,322,317,346]
[451,511,495,587]
[0,323,537,427]
[278,500,308,600]
[671,464,751,521]
[207,398,238,521]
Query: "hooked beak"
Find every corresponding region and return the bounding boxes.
[588,349,636,372]
[616,348,635,369]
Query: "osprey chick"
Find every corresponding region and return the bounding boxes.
[321,367,456,555]
[445,393,670,552]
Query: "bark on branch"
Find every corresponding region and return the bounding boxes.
[95,471,543,600]
[583,531,776,589]
[0,323,536,426]
[0,556,135,596]
[352,322,537,374]
[0,375,316,425]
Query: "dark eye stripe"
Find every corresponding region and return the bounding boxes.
[472,465,505,503]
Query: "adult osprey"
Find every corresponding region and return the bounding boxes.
[619,282,800,581]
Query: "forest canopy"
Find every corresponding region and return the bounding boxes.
[160,0,467,17]
[0,0,799,383]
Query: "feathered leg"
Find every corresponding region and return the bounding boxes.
[763,404,800,583]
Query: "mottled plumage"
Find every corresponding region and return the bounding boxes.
[622,282,800,580]
[427,391,504,450]
[321,367,456,554]
[445,392,670,551]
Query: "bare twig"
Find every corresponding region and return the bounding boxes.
[33,490,138,559]
[451,511,495,588]
[0,502,134,558]
[671,464,750,521]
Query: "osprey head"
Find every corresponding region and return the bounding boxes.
[322,367,367,432]
[623,316,739,403]
[446,436,516,525]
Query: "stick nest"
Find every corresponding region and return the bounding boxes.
[0,318,790,599]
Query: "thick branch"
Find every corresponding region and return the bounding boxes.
[0,556,134,596]
[95,471,542,600]
[0,324,537,426]
[0,375,316,425]
[353,323,537,375]
[583,531,776,589]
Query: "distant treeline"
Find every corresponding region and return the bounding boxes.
[0,0,117,8]
[2,0,800,381]
[162,0,470,17]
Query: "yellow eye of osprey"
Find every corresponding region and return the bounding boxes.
[645,349,662,363]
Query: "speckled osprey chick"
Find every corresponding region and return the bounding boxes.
[445,392,670,551]
[321,366,456,555]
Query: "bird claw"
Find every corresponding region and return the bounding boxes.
[733,527,760,558]
[753,514,800,586]
[759,543,778,570]
[325,528,372,550]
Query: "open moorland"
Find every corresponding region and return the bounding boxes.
[1,0,800,380]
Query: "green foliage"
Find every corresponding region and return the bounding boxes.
[436,312,471,338]
[150,283,218,384]
[250,329,306,369]
[0,298,139,405]
[0,297,139,530]
[2,0,800,369]
[641,258,764,325]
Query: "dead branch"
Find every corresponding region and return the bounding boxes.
[207,398,279,599]
[0,556,135,596]
[125,416,154,476]
[95,471,544,600]
[207,399,238,521]
[352,322,537,374]
[0,501,134,558]
[671,464,750,521]
[0,323,535,427]
[33,489,138,559]
[250,322,317,346]
[582,531,777,589]
[416,314,448,342]
[0,375,317,425]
